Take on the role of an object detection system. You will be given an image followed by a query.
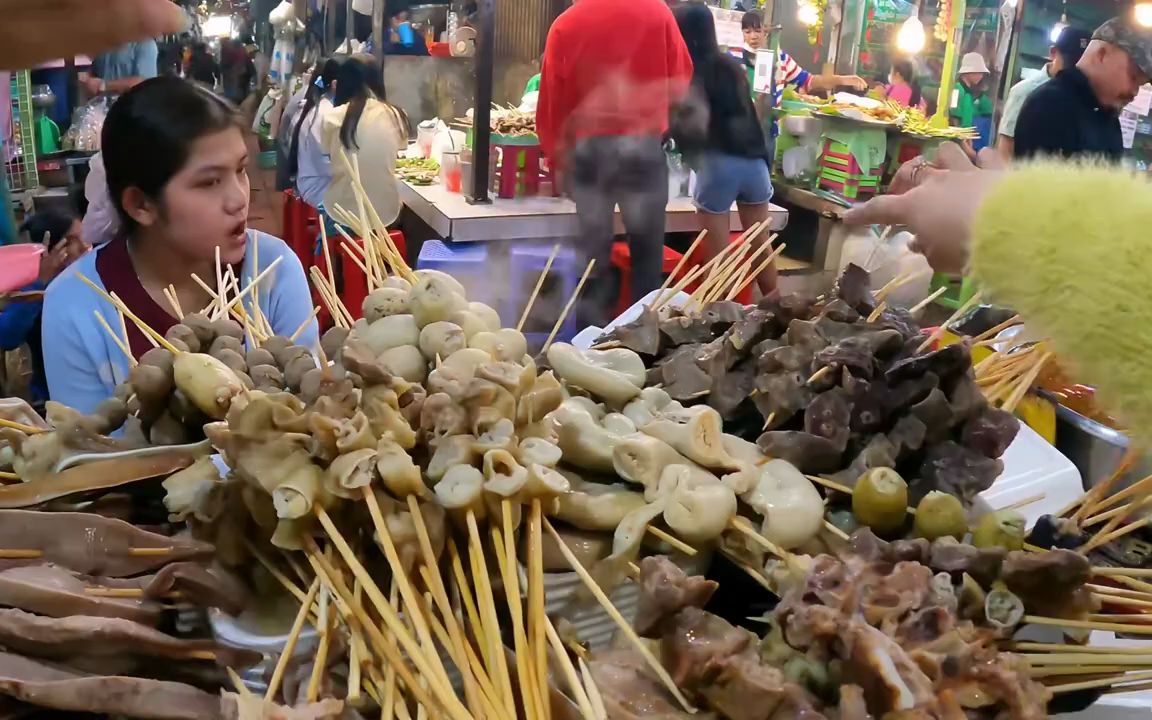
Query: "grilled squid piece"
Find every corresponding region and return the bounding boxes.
[272,458,327,520]
[551,400,633,473]
[642,405,739,471]
[469,329,528,363]
[554,472,648,531]
[377,436,426,499]
[546,344,645,405]
[163,456,222,521]
[660,465,737,544]
[743,459,824,550]
[518,437,562,468]
[517,370,563,426]
[428,435,478,484]
[436,465,486,520]
[324,448,378,499]
[587,497,669,595]
[363,287,411,323]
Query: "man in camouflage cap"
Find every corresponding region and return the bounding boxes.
[1014,13,1152,160]
[1087,15,1152,110]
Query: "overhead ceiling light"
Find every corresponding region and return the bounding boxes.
[1136,2,1152,27]
[897,15,926,54]
[797,2,821,26]
[1049,16,1067,43]
[203,14,234,38]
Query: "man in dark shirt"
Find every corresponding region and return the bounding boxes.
[1014,16,1152,161]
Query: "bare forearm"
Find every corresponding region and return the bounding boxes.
[996,136,1014,163]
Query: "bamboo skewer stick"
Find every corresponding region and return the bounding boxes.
[872,269,915,301]
[971,314,1022,343]
[699,242,753,307]
[466,511,516,714]
[908,286,948,315]
[306,591,333,702]
[709,234,776,304]
[684,223,761,308]
[646,526,697,556]
[1082,469,1152,519]
[1010,641,1152,655]
[360,489,455,694]
[77,275,182,355]
[518,244,560,333]
[651,262,708,312]
[1024,614,1152,634]
[214,246,226,319]
[1092,592,1152,609]
[544,614,597,720]
[340,240,372,279]
[543,518,696,713]
[1082,515,1152,554]
[264,578,320,702]
[1032,665,1137,677]
[493,505,544,720]
[866,301,888,324]
[529,498,549,719]
[916,290,984,353]
[289,307,322,343]
[162,285,184,319]
[999,493,1046,512]
[1083,494,1152,529]
[1001,352,1053,413]
[312,509,472,720]
[543,259,596,353]
[1047,669,1152,693]
[93,311,137,366]
[578,654,608,719]
[726,243,787,302]
[658,230,707,293]
[1070,449,1142,522]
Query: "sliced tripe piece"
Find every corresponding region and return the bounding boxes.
[642,405,740,471]
[547,343,645,405]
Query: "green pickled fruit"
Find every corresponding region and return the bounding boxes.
[914,491,968,541]
[972,510,1027,551]
[852,468,908,535]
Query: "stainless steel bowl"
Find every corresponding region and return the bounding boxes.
[1049,393,1145,493]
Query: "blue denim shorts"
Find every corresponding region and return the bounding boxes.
[693,151,773,215]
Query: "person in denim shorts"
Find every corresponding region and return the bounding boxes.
[671,2,777,295]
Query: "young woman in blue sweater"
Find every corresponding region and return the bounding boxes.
[43,77,318,416]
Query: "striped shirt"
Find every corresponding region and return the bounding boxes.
[729,46,811,104]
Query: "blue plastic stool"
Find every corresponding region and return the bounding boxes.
[505,243,580,350]
[416,239,497,309]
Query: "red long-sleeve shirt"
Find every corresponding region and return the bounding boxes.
[537,0,693,170]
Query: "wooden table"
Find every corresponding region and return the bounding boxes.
[398,182,790,243]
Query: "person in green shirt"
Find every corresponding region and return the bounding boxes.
[952,52,994,154]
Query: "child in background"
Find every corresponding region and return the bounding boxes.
[0,211,88,407]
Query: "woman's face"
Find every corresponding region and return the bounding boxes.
[61,220,88,260]
[132,126,250,265]
[743,25,764,50]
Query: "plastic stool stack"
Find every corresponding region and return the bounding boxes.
[495,142,542,199]
[610,242,684,318]
[416,239,495,309]
[506,243,580,348]
[281,190,320,272]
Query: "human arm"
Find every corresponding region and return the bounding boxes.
[536,24,566,163]
[805,72,868,93]
[42,270,124,416]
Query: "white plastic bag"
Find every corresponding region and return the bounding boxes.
[838,225,933,307]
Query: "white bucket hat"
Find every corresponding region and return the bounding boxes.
[958,52,990,75]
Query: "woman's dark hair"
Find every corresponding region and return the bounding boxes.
[674,2,743,93]
[741,9,763,31]
[101,76,240,231]
[288,55,343,179]
[333,54,409,150]
[891,59,922,107]
[19,211,74,249]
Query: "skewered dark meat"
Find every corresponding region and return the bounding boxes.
[889,538,931,565]
[608,309,663,356]
[873,307,921,341]
[753,372,811,424]
[887,415,927,462]
[729,310,777,351]
[885,372,939,415]
[814,337,877,379]
[804,389,851,450]
[820,300,860,323]
[0,608,258,669]
[0,651,219,719]
[588,650,704,720]
[843,376,886,434]
[757,431,843,474]
[635,556,718,637]
[698,337,740,379]
[838,685,873,720]
[961,407,1021,460]
[709,362,756,421]
[909,389,954,444]
[786,319,829,353]
[661,316,717,346]
[885,344,970,385]
[835,264,876,315]
[928,539,1006,586]
[844,619,937,712]
[751,337,783,358]
[702,301,747,329]
[914,442,1003,505]
[700,649,829,720]
[1026,515,1087,551]
[1000,550,1090,597]
[812,317,862,345]
[143,562,248,616]
[0,511,212,577]
[662,607,754,688]
[757,346,812,375]
[829,435,897,488]
[662,347,714,400]
[943,373,984,424]
[0,566,162,626]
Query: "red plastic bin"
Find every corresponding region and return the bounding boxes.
[610,242,683,317]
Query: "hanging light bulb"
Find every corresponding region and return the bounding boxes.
[897,14,927,53]
[797,1,821,26]
[1136,2,1152,27]
[1049,15,1068,42]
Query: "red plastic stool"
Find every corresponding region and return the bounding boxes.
[496,142,542,199]
[282,190,320,272]
[670,232,758,305]
[610,242,683,317]
[333,230,408,322]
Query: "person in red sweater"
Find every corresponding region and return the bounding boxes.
[537,0,692,326]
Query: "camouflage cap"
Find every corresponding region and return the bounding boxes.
[1093,16,1152,78]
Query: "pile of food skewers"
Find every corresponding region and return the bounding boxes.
[0,166,1151,719]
